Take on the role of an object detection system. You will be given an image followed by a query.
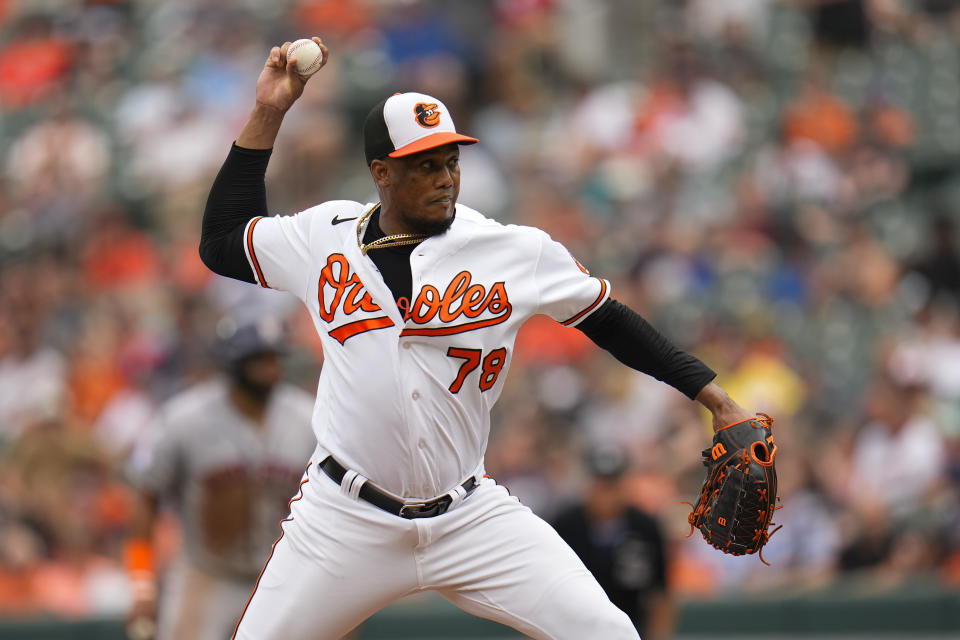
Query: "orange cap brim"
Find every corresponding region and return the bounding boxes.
[388,132,479,158]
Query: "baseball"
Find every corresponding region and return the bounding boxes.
[288,38,323,77]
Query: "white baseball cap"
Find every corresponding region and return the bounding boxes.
[363,92,478,164]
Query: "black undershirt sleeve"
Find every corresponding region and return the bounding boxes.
[199,143,273,283]
[576,298,716,400]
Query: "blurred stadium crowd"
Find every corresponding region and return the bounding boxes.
[1,0,960,622]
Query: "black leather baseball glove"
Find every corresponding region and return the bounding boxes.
[686,413,781,563]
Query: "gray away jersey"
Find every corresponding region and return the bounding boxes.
[128,378,316,578]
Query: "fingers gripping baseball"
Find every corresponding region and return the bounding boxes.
[256,37,328,113]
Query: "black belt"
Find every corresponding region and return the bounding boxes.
[319,456,477,519]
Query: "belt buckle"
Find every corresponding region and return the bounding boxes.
[400,500,445,519]
[399,502,429,519]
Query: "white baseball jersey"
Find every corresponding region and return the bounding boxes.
[242,202,609,500]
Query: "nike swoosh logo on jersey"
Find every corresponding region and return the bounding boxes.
[331,215,358,225]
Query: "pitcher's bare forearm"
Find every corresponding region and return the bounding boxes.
[236,103,287,150]
[696,382,752,432]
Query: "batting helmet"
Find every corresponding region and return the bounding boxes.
[214,317,287,369]
[583,443,630,479]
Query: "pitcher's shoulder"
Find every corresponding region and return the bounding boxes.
[447,203,482,229]
[453,204,538,237]
[295,200,367,224]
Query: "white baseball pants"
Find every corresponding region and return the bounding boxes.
[232,461,639,639]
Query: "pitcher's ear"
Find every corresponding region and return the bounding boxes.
[370,158,391,188]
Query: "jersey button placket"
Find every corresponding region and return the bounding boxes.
[398,341,427,490]
[404,241,433,495]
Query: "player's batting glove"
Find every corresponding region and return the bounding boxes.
[686,413,782,563]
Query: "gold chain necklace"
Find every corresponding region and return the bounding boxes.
[356,203,429,256]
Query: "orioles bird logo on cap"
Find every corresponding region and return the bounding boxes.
[414,102,441,128]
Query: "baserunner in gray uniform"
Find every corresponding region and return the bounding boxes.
[124,320,316,640]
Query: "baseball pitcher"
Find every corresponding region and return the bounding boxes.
[199,39,757,640]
